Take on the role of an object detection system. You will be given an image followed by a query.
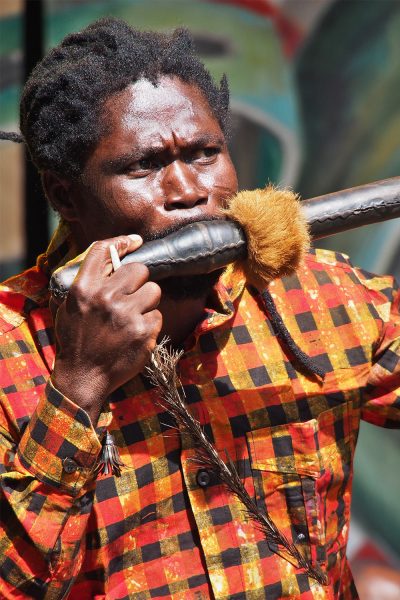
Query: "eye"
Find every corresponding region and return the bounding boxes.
[138,158,153,170]
[190,147,220,162]
[125,157,161,175]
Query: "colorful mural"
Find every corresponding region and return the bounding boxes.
[1,0,399,276]
[296,0,400,277]
[0,0,399,581]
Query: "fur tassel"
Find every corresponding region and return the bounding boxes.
[223,186,310,286]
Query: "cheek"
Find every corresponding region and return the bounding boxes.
[99,180,156,222]
[224,158,238,191]
[202,156,238,197]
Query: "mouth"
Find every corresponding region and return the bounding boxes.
[141,213,225,243]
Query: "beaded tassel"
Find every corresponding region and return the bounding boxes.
[94,431,124,477]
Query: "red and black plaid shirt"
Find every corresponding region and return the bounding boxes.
[1,222,399,599]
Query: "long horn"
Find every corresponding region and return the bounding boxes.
[50,177,400,298]
[304,176,400,238]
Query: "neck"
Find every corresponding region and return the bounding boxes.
[158,294,209,348]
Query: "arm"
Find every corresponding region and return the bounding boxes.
[360,272,400,426]
[51,235,162,425]
[1,235,162,597]
[0,382,102,598]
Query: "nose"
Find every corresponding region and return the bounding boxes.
[163,160,208,210]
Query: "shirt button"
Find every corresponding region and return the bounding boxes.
[62,457,79,474]
[196,469,211,488]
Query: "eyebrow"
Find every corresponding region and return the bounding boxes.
[101,150,157,174]
[100,134,225,174]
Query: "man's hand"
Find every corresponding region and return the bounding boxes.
[50,235,162,425]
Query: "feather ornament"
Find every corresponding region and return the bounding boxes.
[147,341,328,586]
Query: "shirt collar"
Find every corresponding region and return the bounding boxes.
[193,264,246,338]
[37,218,79,278]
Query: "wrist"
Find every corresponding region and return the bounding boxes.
[51,362,107,425]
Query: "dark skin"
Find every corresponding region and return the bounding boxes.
[44,76,238,425]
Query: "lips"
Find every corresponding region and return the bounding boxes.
[141,211,225,243]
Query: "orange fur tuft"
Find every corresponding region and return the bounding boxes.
[223,186,309,286]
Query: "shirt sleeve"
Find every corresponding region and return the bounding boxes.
[0,380,102,598]
[359,272,400,427]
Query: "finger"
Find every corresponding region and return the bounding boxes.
[142,309,163,336]
[110,261,153,295]
[109,234,143,272]
[102,234,143,277]
[123,281,161,312]
[73,234,143,288]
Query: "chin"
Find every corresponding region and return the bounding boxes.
[159,269,223,301]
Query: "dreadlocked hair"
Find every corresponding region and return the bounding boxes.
[0,18,230,179]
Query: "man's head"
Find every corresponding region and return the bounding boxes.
[53,75,237,247]
[20,17,231,180]
[22,18,238,299]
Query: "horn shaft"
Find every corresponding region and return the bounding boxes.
[49,177,400,298]
[304,176,400,239]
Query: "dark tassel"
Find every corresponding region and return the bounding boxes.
[146,341,328,586]
[260,289,325,379]
[94,431,124,477]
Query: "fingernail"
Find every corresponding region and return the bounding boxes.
[128,234,142,242]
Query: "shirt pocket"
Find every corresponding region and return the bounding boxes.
[246,406,353,570]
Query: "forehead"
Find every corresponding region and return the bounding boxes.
[99,76,222,146]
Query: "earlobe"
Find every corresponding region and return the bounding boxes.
[41,171,78,222]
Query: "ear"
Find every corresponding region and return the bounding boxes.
[41,171,79,222]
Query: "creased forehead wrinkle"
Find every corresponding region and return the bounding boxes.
[100,77,216,145]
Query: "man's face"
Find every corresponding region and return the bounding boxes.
[69,76,238,246]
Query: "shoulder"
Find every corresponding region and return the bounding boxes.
[304,248,396,292]
[0,267,49,335]
[297,248,398,321]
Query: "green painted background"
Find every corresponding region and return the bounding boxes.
[0,0,399,559]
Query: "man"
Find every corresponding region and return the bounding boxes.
[0,17,399,600]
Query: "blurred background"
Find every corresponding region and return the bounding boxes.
[1,0,399,596]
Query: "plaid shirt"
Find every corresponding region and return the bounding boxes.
[1,222,399,600]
